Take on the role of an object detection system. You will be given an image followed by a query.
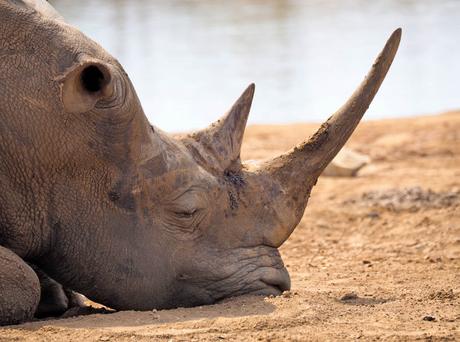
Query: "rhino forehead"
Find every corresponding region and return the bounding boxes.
[1,0,116,77]
[14,0,64,21]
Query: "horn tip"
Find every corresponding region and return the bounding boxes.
[240,83,255,103]
[246,83,256,95]
[390,28,402,45]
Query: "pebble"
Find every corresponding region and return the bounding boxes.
[282,291,291,298]
[340,292,358,301]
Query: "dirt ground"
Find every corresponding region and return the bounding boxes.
[1,112,459,341]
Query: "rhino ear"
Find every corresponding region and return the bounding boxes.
[60,60,114,114]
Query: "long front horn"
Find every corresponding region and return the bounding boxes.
[256,28,401,246]
[182,84,255,170]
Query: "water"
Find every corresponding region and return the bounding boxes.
[50,0,460,132]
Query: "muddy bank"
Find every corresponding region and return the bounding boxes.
[1,112,459,341]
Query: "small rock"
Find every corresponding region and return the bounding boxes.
[362,260,372,265]
[322,148,370,177]
[340,292,358,301]
[428,289,456,301]
[425,255,442,263]
[422,315,436,322]
[366,212,380,219]
[282,290,291,298]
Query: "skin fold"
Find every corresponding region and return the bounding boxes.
[0,0,401,325]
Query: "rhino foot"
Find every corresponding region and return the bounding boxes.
[0,246,40,326]
[29,265,115,320]
[28,264,86,319]
[60,305,115,319]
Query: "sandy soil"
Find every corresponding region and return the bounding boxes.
[1,112,459,341]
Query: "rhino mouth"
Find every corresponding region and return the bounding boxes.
[260,269,291,294]
[210,247,291,300]
[217,264,291,300]
[249,264,291,297]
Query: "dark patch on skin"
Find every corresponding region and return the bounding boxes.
[140,153,169,178]
[118,193,135,211]
[224,170,246,188]
[224,170,246,211]
[177,273,189,280]
[108,191,120,202]
[109,181,135,211]
[228,192,239,210]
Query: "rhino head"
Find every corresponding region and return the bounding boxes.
[0,1,400,310]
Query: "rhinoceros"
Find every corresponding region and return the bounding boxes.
[0,0,401,325]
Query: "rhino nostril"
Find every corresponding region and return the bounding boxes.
[108,191,120,202]
[177,273,190,280]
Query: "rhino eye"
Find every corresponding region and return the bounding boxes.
[173,208,198,219]
[162,187,210,231]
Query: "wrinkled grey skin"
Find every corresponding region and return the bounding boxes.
[0,0,401,325]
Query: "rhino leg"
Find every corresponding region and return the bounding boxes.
[28,264,85,318]
[29,265,113,319]
[0,246,40,326]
